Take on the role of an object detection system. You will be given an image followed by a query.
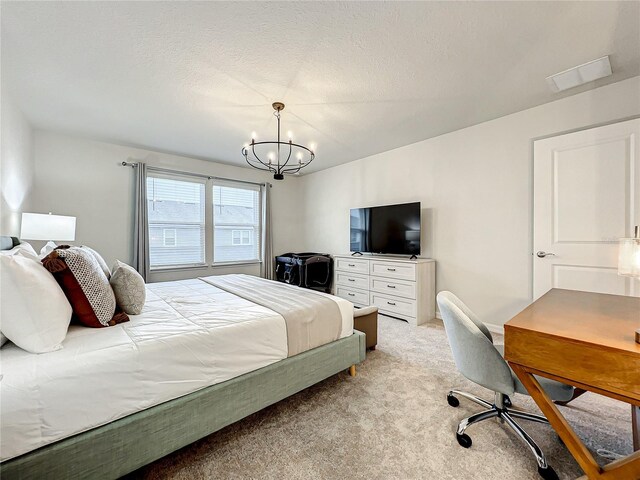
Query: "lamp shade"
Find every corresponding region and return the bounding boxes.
[618,226,640,278]
[20,213,76,241]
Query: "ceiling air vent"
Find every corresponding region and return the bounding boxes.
[546,56,612,92]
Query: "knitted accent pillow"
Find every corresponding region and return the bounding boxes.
[81,245,111,279]
[42,246,128,328]
[110,260,146,315]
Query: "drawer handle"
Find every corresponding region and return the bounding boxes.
[387,285,396,289]
[348,278,356,282]
[387,301,396,306]
[387,268,396,271]
[348,264,356,267]
[348,293,355,297]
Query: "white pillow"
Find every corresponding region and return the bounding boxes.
[0,243,43,348]
[39,241,57,258]
[0,253,72,353]
[0,242,39,261]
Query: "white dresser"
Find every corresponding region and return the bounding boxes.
[333,254,436,326]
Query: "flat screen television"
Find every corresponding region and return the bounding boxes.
[350,202,421,255]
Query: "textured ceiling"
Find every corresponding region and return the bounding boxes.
[2,1,639,173]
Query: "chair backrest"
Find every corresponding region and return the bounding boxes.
[437,291,515,395]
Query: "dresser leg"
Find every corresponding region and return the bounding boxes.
[349,365,356,377]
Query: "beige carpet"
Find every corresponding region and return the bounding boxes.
[128,316,632,480]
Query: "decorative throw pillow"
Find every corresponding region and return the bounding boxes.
[80,245,111,279]
[42,246,128,328]
[0,253,72,353]
[110,260,146,315]
[38,242,111,278]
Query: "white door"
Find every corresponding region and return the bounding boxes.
[533,118,640,299]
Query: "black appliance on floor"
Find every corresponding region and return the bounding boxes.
[275,252,333,293]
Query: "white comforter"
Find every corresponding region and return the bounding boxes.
[0,277,353,461]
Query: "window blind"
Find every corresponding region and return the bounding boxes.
[147,174,206,269]
[212,181,261,264]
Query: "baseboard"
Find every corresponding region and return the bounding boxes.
[434,312,504,336]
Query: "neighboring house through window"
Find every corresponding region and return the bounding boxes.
[213,182,261,264]
[147,174,206,269]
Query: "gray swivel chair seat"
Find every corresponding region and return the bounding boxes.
[437,291,574,480]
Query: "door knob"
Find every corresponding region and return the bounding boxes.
[536,251,556,258]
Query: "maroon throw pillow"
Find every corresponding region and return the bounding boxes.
[42,246,128,328]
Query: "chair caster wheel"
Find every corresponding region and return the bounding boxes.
[504,395,512,408]
[456,433,472,448]
[537,466,559,480]
[447,394,460,407]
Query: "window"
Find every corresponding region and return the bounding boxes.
[147,175,206,269]
[213,182,261,264]
[231,229,252,246]
[163,228,177,247]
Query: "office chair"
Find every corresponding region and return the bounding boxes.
[437,291,575,480]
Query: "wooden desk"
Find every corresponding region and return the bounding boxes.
[504,289,640,480]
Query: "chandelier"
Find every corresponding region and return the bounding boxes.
[242,102,315,180]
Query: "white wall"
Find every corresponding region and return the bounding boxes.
[297,76,640,329]
[30,132,302,282]
[1,90,34,235]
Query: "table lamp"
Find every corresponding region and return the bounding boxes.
[20,212,76,242]
[618,225,640,343]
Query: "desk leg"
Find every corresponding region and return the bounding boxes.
[510,363,640,480]
[633,406,639,452]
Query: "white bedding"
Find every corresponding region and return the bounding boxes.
[0,277,353,462]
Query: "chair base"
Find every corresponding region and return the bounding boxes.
[448,390,559,480]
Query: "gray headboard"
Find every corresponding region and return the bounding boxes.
[0,236,19,251]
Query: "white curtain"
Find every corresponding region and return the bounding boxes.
[133,162,150,281]
[260,183,274,279]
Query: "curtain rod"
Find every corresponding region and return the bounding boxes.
[121,161,272,187]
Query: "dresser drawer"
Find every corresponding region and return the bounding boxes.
[336,271,369,290]
[336,286,369,305]
[336,258,369,274]
[370,261,415,280]
[371,293,417,318]
[370,276,416,299]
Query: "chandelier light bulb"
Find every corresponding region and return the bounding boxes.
[287,130,293,140]
[251,132,257,141]
[296,152,303,160]
[309,143,316,152]
[243,143,249,152]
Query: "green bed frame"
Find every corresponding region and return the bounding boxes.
[0,236,366,479]
[1,331,365,480]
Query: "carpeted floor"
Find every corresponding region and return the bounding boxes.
[129,316,632,480]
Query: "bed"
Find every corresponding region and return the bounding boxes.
[0,237,365,479]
